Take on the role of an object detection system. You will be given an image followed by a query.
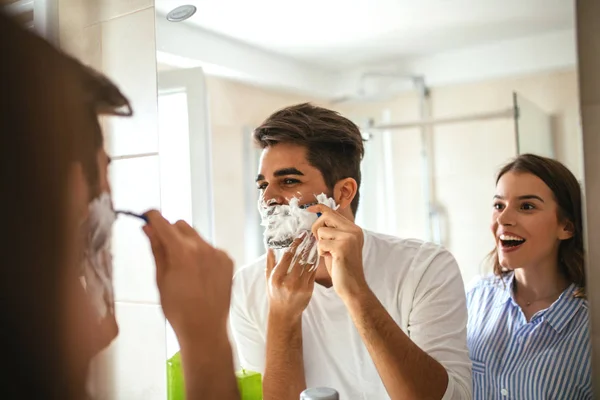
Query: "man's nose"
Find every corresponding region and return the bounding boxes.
[262,185,286,206]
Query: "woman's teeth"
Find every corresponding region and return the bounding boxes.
[499,234,525,247]
[499,234,524,241]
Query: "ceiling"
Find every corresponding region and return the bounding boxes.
[155,0,575,71]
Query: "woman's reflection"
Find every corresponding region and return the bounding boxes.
[467,154,591,399]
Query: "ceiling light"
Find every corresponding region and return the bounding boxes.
[166,5,197,22]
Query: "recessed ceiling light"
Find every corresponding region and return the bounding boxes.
[166,5,197,22]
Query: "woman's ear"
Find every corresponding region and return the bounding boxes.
[333,178,358,212]
[558,220,575,241]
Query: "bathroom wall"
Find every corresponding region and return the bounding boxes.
[336,67,581,286]
[58,1,166,398]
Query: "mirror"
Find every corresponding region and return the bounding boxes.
[153,1,590,399]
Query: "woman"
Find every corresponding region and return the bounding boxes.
[0,12,237,399]
[467,153,592,399]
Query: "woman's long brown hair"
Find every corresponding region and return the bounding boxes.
[490,154,585,298]
[0,12,130,398]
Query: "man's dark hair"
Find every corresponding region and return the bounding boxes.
[253,103,365,215]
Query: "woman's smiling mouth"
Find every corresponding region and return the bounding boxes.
[498,233,526,252]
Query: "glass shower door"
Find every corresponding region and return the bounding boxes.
[513,92,554,157]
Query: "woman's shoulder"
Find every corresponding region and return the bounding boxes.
[467,273,511,302]
[467,273,508,290]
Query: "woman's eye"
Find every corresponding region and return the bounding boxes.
[521,203,535,210]
[493,203,504,210]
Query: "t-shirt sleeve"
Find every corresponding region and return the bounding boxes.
[407,248,472,400]
[229,272,266,374]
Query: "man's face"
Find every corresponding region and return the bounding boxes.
[256,143,329,207]
[256,142,331,253]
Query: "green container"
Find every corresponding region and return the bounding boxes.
[236,369,263,400]
[167,351,185,400]
[167,350,262,400]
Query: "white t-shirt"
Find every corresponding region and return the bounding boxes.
[229,230,472,399]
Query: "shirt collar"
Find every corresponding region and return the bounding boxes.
[494,271,585,332]
[492,272,514,308]
[543,283,585,333]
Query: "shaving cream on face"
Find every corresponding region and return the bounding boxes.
[259,193,338,271]
[81,192,117,320]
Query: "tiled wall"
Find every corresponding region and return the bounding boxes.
[59,1,166,399]
[576,0,600,391]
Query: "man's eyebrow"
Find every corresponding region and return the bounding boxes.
[274,168,304,177]
[256,168,304,182]
[493,194,545,203]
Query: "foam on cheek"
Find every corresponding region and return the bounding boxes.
[259,193,338,272]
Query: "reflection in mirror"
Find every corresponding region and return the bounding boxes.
[154,1,591,399]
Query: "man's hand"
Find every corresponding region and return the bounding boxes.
[263,235,316,399]
[143,210,234,343]
[309,204,368,300]
[266,235,317,321]
[143,210,239,400]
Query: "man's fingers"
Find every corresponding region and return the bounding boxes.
[270,235,305,284]
[143,224,168,278]
[289,254,305,281]
[315,227,339,241]
[304,266,318,291]
[306,204,332,215]
[317,238,336,257]
[310,210,349,238]
[305,267,318,284]
[174,220,199,238]
[266,249,276,280]
[271,250,293,284]
[287,234,316,284]
[144,210,180,247]
[143,224,161,254]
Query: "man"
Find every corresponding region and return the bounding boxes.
[230,103,472,399]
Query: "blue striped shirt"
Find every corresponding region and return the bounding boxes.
[467,273,592,399]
